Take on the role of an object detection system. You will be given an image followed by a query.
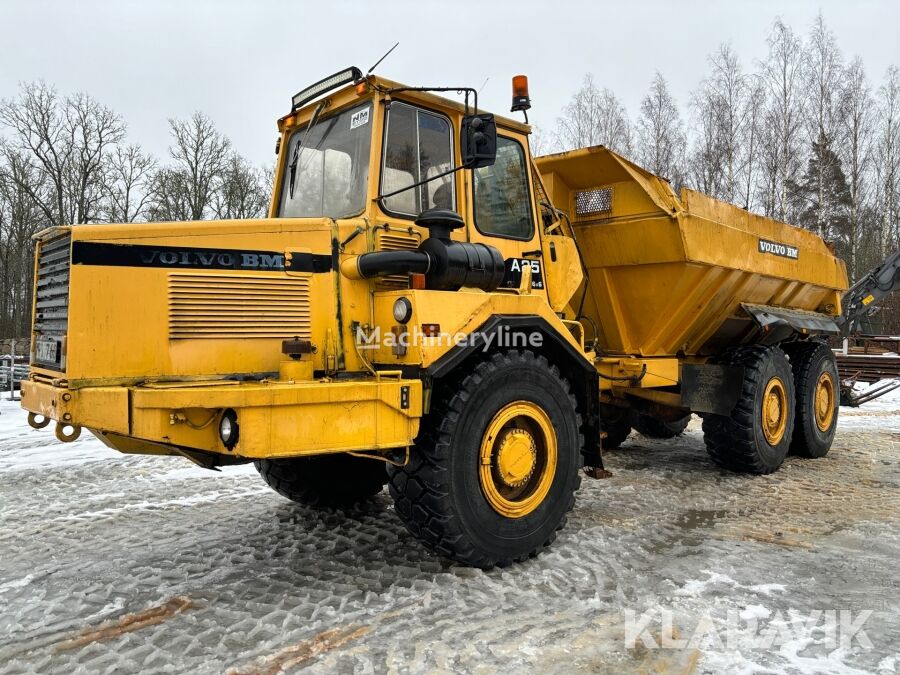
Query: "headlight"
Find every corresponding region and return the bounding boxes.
[219,409,239,449]
[393,297,413,324]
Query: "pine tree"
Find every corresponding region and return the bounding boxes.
[788,130,851,252]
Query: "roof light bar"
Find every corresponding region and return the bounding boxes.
[291,67,363,111]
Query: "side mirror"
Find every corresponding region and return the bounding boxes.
[461,113,497,168]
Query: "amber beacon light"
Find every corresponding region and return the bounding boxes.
[511,75,531,112]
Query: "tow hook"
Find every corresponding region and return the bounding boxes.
[55,422,82,443]
[27,412,51,430]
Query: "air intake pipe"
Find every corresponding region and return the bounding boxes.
[341,209,506,292]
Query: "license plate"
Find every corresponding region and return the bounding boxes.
[36,339,58,364]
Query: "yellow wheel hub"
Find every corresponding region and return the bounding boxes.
[495,429,537,488]
[479,401,557,519]
[762,377,788,446]
[814,372,836,432]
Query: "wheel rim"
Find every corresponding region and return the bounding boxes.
[814,371,836,432]
[479,401,557,518]
[761,377,788,446]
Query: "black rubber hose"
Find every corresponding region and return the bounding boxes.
[355,250,431,279]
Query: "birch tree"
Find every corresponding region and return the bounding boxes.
[838,58,875,277]
[758,19,805,220]
[555,74,633,155]
[689,44,750,202]
[801,13,845,237]
[636,72,686,187]
[875,66,900,250]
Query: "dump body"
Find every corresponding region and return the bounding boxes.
[536,146,849,357]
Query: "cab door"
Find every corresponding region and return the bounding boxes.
[373,101,457,289]
[464,132,548,298]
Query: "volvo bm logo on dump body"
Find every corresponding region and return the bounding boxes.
[758,238,798,260]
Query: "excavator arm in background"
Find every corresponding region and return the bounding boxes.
[839,249,900,336]
[837,248,900,406]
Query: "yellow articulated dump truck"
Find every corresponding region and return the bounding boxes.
[22,68,848,567]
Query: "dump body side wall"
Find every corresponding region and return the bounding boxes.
[535,147,849,357]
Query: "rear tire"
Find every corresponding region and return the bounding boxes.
[600,407,633,449]
[387,350,582,568]
[702,345,795,474]
[633,413,691,439]
[255,454,387,508]
[782,341,839,458]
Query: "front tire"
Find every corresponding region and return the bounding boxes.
[702,345,795,474]
[782,341,839,458]
[387,351,582,568]
[255,454,387,508]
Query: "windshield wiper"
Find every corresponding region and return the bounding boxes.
[288,101,328,199]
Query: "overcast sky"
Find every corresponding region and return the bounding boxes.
[1,0,898,166]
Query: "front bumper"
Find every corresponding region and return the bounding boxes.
[20,376,422,459]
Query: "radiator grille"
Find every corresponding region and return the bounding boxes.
[32,232,71,372]
[34,233,71,336]
[375,228,421,290]
[168,273,312,340]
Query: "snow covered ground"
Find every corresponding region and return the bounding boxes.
[1,389,899,674]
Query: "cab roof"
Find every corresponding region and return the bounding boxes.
[278,73,531,134]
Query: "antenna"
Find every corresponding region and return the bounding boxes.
[367,42,400,76]
[479,77,490,94]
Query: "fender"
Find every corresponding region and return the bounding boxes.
[427,315,602,468]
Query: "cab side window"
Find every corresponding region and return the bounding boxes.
[381,102,455,217]
[473,136,534,240]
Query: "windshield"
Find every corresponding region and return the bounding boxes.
[279,102,373,218]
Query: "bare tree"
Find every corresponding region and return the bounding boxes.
[804,13,844,144]
[636,72,686,186]
[758,19,805,220]
[688,44,750,202]
[555,74,632,155]
[146,167,193,222]
[166,112,230,220]
[212,154,269,220]
[875,66,900,251]
[0,151,44,336]
[0,82,124,226]
[801,13,846,237]
[103,144,156,223]
[528,125,552,157]
[742,75,767,212]
[838,57,876,277]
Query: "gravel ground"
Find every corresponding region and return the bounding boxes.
[1,395,898,674]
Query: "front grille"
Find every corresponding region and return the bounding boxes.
[375,228,421,290]
[32,233,71,372]
[168,273,312,339]
[34,233,71,335]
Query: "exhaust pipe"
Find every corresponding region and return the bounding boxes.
[341,208,506,292]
